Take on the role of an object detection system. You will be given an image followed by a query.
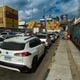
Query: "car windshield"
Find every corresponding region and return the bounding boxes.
[37,35,46,38]
[0,42,25,50]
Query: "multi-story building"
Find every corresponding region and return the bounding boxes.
[0,6,18,28]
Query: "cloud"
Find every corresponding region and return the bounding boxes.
[0,0,80,21]
[19,8,39,21]
[52,0,79,16]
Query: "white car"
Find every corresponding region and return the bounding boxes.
[48,33,55,42]
[0,32,16,39]
[36,33,51,47]
[0,36,45,72]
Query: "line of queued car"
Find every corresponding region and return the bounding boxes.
[0,31,59,73]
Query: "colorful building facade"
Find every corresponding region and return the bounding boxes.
[0,6,18,28]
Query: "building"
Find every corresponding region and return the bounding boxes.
[60,14,68,21]
[40,18,46,28]
[0,6,18,28]
[27,21,36,29]
[33,22,41,33]
[46,17,61,32]
[19,21,26,29]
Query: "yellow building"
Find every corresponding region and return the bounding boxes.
[27,21,36,29]
[46,20,61,31]
[0,6,18,28]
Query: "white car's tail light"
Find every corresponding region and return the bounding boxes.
[14,52,31,57]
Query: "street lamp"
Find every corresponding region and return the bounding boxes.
[31,8,33,21]
[43,8,45,18]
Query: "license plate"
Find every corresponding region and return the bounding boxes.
[4,55,12,61]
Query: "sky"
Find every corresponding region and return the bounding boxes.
[0,0,79,21]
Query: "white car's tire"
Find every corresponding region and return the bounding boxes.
[31,56,38,72]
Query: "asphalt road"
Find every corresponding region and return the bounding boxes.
[0,40,59,80]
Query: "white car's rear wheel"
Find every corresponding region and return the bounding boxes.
[31,56,38,72]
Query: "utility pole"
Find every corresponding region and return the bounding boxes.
[31,8,33,20]
[43,8,45,18]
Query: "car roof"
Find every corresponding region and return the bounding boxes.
[4,36,35,43]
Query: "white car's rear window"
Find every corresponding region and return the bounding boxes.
[0,42,25,50]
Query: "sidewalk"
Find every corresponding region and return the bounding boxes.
[46,40,80,80]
